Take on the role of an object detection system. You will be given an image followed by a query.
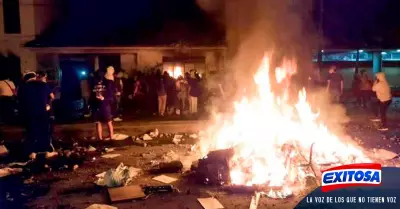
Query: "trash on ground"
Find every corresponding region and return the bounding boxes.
[95,163,141,187]
[152,175,177,184]
[113,133,130,141]
[161,151,180,163]
[85,204,117,209]
[197,197,224,209]
[150,161,183,174]
[105,148,115,153]
[172,135,183,145]
[189,134,198,139]
[142,134,153,141]
[0,145,9,157]
[101,154,121,159]
[108,185,146,203]
[143,185,174,194]
[149,129,159,138]
[88,146,97,152]
[249,192,261,209]
[0,167,23,178]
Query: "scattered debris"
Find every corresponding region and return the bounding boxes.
[161,151,180,163]
[105,148,115,153]
[150,161,183,174]
[101,154,121,159]
[7,161,30,167]
[88,145,97,152]
[249,192,261,209]
[113,133,130,141]
[85,204,117,209]
[197,197,224,209]
[142,134,153,141]
[108,185,146,203]
[149,129,159,138]
[143,185,175,194]
[0,167,23,178]
[95,163,141,187]
[141,152,157,159]
[152,175,177,184]
[0,145,9,157]
[189,134,198,139]
[172,135,183,145]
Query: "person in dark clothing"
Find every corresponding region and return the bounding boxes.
[188,70,201,115]
[156,71,168,116]
[18,72,54,158]
[92,66,116,140]
[113,72,124,121]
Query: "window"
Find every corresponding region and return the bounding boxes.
[321,51,372,62]
[382,51,400,61]
[3,0,21,34]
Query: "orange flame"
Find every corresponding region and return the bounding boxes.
[197,54,370,192]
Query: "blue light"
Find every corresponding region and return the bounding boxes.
[381,52,387,55]
[397,49,400,52]
[358,50,364,53]
[80,71,87,76]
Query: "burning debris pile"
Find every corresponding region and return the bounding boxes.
[192,54,372,198]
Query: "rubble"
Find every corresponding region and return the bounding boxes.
[249,192,261,209]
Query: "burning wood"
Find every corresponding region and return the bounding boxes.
[193,54,371,198]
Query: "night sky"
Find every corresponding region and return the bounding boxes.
[30,0,400,48]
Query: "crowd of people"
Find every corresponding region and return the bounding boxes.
[0,65,395,159]
[325,66,392,131]
[81,66,204,140]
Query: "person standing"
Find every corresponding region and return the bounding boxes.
[188,70,201,115]
[92,66,116,140]
[326,66,344,103]
[0,77,16,124]
[176,76,188,115]
[18,72,54,158]
[156,70,167,116]
[371,72,392,131]
[359,69,373,108]
[113,71,123,122]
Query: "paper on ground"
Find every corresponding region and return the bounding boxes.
[113,133,130,141]
[96,172,106,178]
[249,192,261,209]
[101,154,121,159]
[142,134,153,141]
[85,204,117,209]
[198,197,224,209]
[152,175,177,184]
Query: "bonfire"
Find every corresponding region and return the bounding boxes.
[194,54,371,198]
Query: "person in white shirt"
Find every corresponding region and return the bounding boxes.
[0,78,16,123]
[371,72,392,131]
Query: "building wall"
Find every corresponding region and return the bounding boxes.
[0,0,57,74]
